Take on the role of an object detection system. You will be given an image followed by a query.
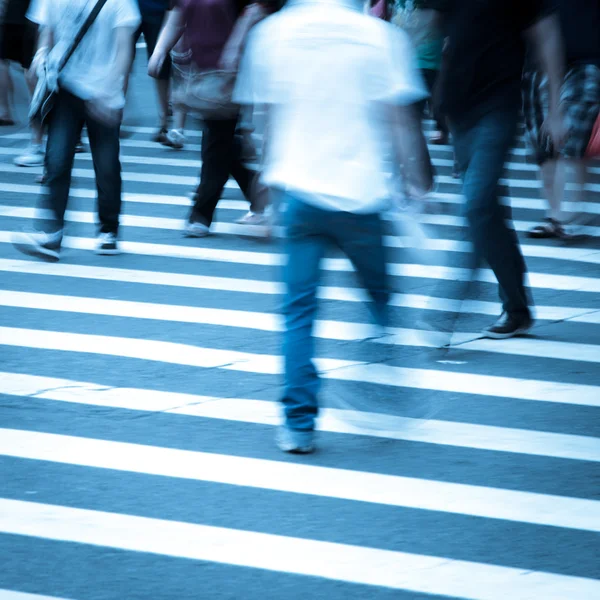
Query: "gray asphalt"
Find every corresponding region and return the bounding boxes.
[0,52,599,600]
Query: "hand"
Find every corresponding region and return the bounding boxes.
[86,96,122,127]
[148,51,167,79]
[542,110,566,150]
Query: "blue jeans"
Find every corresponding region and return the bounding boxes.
[451,109,531,316]
[280,193,390,432]
[42,89,122,235]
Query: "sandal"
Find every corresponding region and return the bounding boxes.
[527,218,568,239]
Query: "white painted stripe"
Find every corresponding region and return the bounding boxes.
[2,431,600,532]
[2,180,599,216]
[2,162,599,197]
[3,206,599,264]
[0,592,72,600]
[1,290,599,364]
[1,326,598,407]
[2,372,599,462]
[1,258,597,324]
[2,232,599,292]
[2,500,599,599]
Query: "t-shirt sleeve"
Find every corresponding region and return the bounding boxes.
[369,26,429,105]
[27,0,52,27]
[115,0,142,29]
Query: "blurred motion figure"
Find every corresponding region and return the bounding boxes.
[235,0,432,453]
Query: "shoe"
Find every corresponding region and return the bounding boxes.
[235,211,269,226]
[184,220,210,238]
[95,232,120,255]
[14,144,44,167]
[154,127,169,145]
[165,129,185,149]
[430,131,449,145]
[276,427,315,454]
[12,229,62,261]
[483,312,533,340]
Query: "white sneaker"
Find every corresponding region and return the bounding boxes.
[235,211,271,238]
[95,232,120,255]
[12,229,62,261]
[184,221,210,238]
[166,129,185,149]
[14,144,44,167]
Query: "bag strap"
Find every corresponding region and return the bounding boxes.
[57,0,110,73]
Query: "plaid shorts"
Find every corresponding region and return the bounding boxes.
[522,63,600,164]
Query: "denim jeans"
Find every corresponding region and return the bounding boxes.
[42,89,122,235]
[450,109,531,316]
[280,193,390,432]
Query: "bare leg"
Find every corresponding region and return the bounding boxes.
[156,78,169,130]
[25,69,44,145]
[540,159,566,221]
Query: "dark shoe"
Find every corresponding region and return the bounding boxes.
[483,312,533,340]
[95,232,120,255]
[12,229,62,261]
[276,427,315,454]
[153,127,169,145]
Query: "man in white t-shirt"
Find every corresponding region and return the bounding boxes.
[12,0,141,260]
[235,0,432,453]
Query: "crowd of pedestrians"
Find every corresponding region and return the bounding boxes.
[1,0,598,453]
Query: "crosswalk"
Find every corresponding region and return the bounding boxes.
[0,112,599,599]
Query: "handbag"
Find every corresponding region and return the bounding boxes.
[585,113,600,158]
[29,0,110,124]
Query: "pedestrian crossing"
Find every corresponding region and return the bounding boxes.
[0,117,599,599]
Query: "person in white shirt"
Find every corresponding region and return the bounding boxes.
[12,0,141,260]
[235,0,432,453]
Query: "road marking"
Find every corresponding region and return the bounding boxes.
[0,592,72,600]
[2,431,600,531]
[1,232,599,292]
[2,206,599,264]
[2,500,599,598]
[2,372,599,461]
[1,326,598,407]
[1,289,599,363]
[1,258,597,324]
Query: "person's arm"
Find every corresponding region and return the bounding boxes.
[148,7,185,77]
[526,12,565,144]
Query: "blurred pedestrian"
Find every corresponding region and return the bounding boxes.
[12,0,141,260]
[0,0,45,165]
[235,0,432,453]
[149,0,277,238]
[524,0,600,241]
[437,0,565,339]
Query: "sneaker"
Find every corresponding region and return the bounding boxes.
[165,129,185,149]
[235,211,268,226]
[184,220,210,238]
[14,144,44,167]
[483,312,533,340]
[276,427,315,454]
[12,229,62,261]
[154,127,169,145]
[96,232,120,255]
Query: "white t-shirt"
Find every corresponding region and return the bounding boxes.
[234,0,428,214]
[28,0,141,109]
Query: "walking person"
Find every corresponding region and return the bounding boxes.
[0,0,45,164]
[148,0,276,238]
[235,0,432,453]
[12,0,141,261]
[524,0,600,241]
[436,0,565,339]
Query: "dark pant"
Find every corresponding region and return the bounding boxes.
[450,109,531,316]
[281,193,390,432]
[42,89,122,235]
[418,68,448,136]
[190,118,257,226]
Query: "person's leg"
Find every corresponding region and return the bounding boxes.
[333,210,390,328]
[452,110,532,327]
[280,194,329,447]
[0,60,13,123]
[189,119,238,228]
[84,107,122,240]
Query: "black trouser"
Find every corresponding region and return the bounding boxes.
[42,89,121,235]
[190,118,257,226]
[418,68,448,136]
